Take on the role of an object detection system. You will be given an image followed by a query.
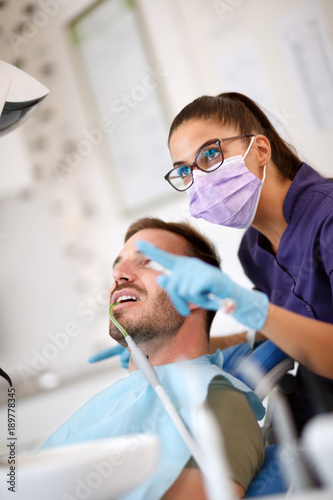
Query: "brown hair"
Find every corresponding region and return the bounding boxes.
[125,217,221,337]
[169,92,302,180]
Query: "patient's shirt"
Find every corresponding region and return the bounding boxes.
[186,375,264,490]
[40,351,264,500]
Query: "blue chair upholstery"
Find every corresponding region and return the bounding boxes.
[222,341,289,390]
[246,445,289,497]
[222,342,292,496]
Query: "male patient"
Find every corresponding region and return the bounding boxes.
[40,217,264,499]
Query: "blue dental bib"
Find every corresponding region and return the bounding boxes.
[40,351,264,499]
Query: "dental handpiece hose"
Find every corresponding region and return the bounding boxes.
[109,305,205,471]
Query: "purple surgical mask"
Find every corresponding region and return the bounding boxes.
[187,137,266,229]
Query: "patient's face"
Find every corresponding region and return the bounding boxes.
[109,229,187,347]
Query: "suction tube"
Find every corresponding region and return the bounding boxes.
[109,303,236,500]
[109,304,205,469]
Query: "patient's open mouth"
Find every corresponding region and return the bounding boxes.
[116,295,139,304]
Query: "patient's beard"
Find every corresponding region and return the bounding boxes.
[109,288,184,349]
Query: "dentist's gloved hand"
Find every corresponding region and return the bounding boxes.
[137,240,269,331]
[88,345,130,369]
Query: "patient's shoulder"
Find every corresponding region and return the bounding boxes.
[208,374,243,393]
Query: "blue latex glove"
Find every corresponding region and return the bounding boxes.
[136,240,269,331]
[88,345,130,369]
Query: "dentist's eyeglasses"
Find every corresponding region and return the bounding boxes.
[164,134,254,192]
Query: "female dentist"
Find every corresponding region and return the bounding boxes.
[138,92,333,434]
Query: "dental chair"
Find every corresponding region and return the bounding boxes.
[220,339,295,497]
[221,339,292,394]
[221,339,294,442]
[0,435,160,500]
[223,339,331,498]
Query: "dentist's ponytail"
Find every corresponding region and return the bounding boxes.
[169,92,302,180]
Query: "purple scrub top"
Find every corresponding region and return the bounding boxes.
[238,163,333,432]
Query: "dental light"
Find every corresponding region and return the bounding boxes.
[0,61,49,387]
[0,60,49,137]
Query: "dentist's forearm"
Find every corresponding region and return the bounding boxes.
[261,304,333,378]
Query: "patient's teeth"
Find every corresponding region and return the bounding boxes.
[116,295,138,303]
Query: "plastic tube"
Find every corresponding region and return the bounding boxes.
[109,303,239,499]
[109,305,205,470]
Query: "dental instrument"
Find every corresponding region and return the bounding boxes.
[195,402,235,500]
[147,260,236,314]
[109,304,204,468]
[137,239,269,330]
[236,357,315,492]
[148,257,257,350]
[109,303,236,500]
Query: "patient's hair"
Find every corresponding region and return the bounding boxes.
[125,217,221,337]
